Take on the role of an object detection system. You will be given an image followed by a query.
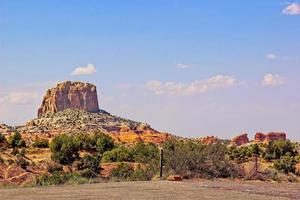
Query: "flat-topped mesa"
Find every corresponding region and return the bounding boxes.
[37,81,99,117]
[255,132,286,142]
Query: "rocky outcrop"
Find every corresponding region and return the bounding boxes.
[231,133,249,146]
[255,132,286,142]
[37,81,99,117]
[197,136,219,144]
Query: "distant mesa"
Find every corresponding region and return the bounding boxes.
[38,81,99,117]
[254,132,286,143]
[231,132,287,146]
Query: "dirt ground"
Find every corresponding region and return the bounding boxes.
[1,179,299,200]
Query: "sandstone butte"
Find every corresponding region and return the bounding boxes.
[231,133,249,146]
[231,132,287,146]
[254,132,286,143]
[37,81,99,117]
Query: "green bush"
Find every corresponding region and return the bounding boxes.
[265,140,297,161]
[8,132,26,148]
[76,154,101,173]
[33,138,49,148]
[75,132,115,153]
[110,162,134,181]
[129,164,151,181]
[131,142,159,163]
[274,155,296,174]
[163,139,240,178]
[110,162,151,181]
[102,146,133,163]
[95,134,115,154]
[77,168,97,178]
[50,134,79,164]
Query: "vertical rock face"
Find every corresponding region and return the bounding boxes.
[231,133,249,146]
[37,81,99,117]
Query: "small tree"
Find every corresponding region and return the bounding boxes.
[50,134,79,164]
[96,134,115,154]
[33,138,49,148]
[8,132,26,148]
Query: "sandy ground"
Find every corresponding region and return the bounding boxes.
[1,179,299,200]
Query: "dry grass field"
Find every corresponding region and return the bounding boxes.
[1,179,299,200]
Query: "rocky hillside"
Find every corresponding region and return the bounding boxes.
[19,109,171,144]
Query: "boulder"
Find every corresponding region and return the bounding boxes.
[37,81,99,117]
[167,175,183,181]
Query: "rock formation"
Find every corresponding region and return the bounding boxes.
[197,136,219,144]
[255,132,286,142]
[231,133,249,146]
[37,81,99,117]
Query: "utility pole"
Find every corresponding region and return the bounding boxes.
[159,147,163,179]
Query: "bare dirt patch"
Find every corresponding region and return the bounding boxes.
[1,179,299,200]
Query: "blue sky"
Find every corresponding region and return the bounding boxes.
[0,1,300,140]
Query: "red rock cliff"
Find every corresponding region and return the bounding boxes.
[231,133,249,146]
[255,132,286,142]
[37,81,99,117]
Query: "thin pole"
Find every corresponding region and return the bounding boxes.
[160,148,163,178]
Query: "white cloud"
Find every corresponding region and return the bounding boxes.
[71,64,96,76]
[176,63,190,69]
[282,2,300,15]
[262,74,285,86]
[266,53,278,60]
[146,75,236,96]
[0,92,40,105]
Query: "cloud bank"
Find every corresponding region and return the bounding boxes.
[262,74,284,86]
[146,75,236,96]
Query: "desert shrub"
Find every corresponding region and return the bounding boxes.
[8,132,26,148]
[76,154,101,173]
[265,140,297,161]
[50,134,79,164]
[75,132,115,153]
[77,168,96,178]
[131,142,159,163]
[102,146,133,163]
[33,138,49,148]
[228,145,252,163]
[75,133,95,150]
[110,162,134,181]
[110,162,153,181]
[0,133,6,143]
[47,162,63,173]
[274,155,296,174]
[16,155,29,169]
[95,134,115,154]
[129,164,152,181]
[163,139,240,178]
